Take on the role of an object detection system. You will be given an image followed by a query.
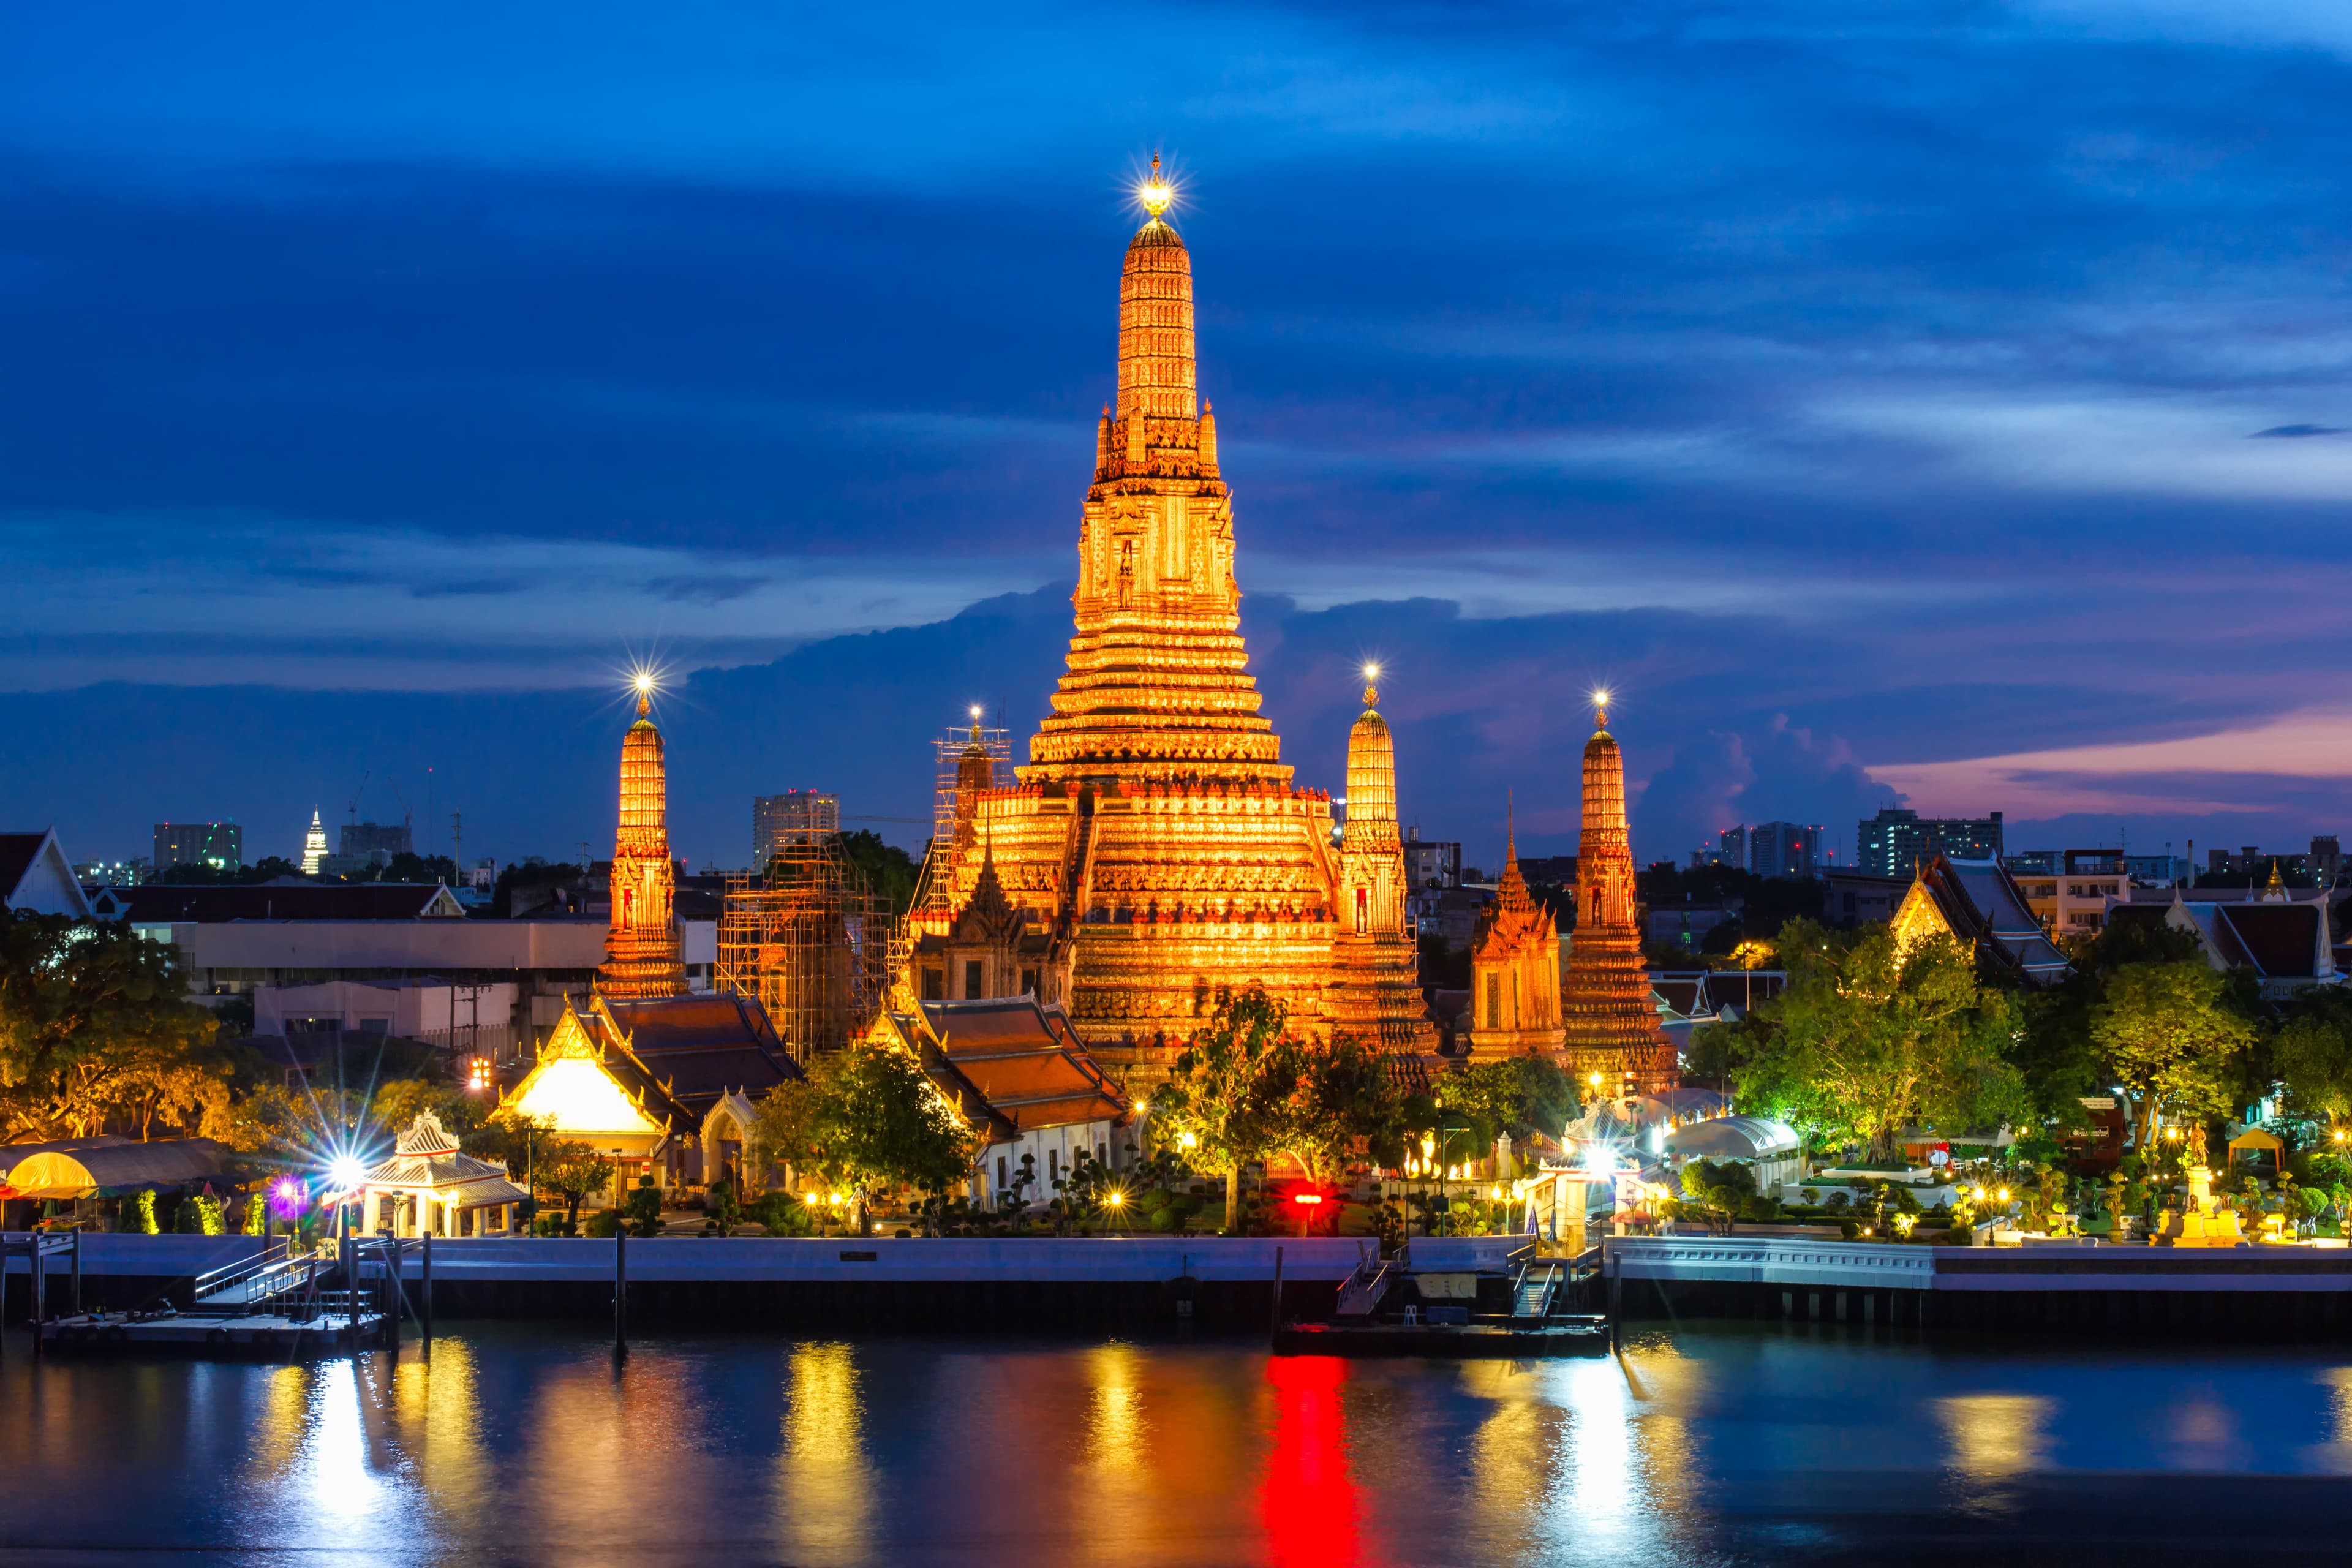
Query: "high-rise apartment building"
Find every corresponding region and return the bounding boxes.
[1747,821,1822,879]
[1403,827,1462,889]
[1856,808,2003,879]
[339,820,412,862]
[753,791,840,869]
[153,822,242,873]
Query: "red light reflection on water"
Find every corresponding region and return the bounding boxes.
[1259,1355,1360,1568]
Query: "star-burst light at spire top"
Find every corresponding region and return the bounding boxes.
[1137,152,1175,218]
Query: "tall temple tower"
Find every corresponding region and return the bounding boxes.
[1560,696,1675,1092]
[1468,803,1565,1057]
[601,677,684,1000]
[1330,669,1439,1051]
[301,809,328,877]
[913,164,1428,1077]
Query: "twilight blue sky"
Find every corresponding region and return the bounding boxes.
[7,3,2352,871]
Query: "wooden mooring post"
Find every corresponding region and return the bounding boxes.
[1268,1246,1285,1343]
[421,1234,433,1345]
[612,1230,627,1357]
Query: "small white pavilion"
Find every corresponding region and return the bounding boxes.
[355,1110,530,1238]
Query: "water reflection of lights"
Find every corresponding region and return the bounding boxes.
[1937,1393,2053,1515]
[1259,1357,1359,1568]
[391,1339,488,1521]
[1086,1343,1148,1477]
[1550,1357,1639,1553]
[778,1343,873,1564]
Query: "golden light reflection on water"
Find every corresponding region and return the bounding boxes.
[776,1341,874,1565]
[1937,1393,2053,1475]
[1937,1392,2053,1517]
[1085,1341,1148,1478]
[390,1340,486,1518]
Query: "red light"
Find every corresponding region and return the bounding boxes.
[1291,1193,1325,1205]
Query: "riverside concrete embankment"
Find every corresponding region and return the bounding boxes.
[1608,1235,2352,1337]
[2,1234,1363,1333]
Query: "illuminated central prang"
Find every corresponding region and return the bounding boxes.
[600,677,684,1000]
[907,172,1433,1072]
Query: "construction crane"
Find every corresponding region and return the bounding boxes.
[347,769,371,828]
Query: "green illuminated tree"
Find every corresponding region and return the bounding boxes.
[1735,919,2027,1163]
[1156,986,1292,1233]
[2274,987,2352,1133]
[2094,960,2261,1150]
[0,912,231,1141]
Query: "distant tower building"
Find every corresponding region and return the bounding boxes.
[153,822,242,873]
[601,681,684,1000]
[1466,801,1564,1058]
[301,810,328,876]
[1748,821,1822,879]
[752,790,841,871]
[1857,808,2003,878]
[1329,670,1439,1052]
[1560,697,1676,1094]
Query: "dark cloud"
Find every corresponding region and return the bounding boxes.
[407,578,526,598]
[650,573,770,604]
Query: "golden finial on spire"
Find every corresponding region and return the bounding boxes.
[631,669,655,718]
[1137,152,1174,218]
[1362,662,1381,707]
[1592,687,1611,729]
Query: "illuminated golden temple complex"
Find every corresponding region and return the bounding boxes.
[908,169,1431,1076]
[600,679,684,1000]
[1561,698,1677,1092]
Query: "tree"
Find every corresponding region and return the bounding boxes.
[2093,960,2261,1152]
[809,1044,984,1232]
[831,831,921,917]
[1156,986,1293,1232]
[622,1174,665,1237]
[1444,1056,1577,1151]
[749,1048,982,1233]
[1253,1031,1409,1187]
[2275,988,2352,1131]
[536,1141,616,1234]
[1734,918,2027,1163]
[0,912,230,1141]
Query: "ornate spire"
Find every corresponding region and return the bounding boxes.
[301,809,328,877]
[1028,164,1277,786]
[1343,665,1397,852]
[1562,690,1671,1090]
[601,677,683,1000]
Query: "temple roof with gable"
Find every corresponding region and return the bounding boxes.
[601,990,802,1110]
[1895,856,2072,986]
[500,996,698,1140]
[876,995,1131,1137]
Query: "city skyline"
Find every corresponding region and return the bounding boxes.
[8,7,2352,866]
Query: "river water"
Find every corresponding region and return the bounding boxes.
[4,1322,2352,1565]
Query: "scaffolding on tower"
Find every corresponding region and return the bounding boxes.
[908,718,1012,939]
[714,829,899,1067]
